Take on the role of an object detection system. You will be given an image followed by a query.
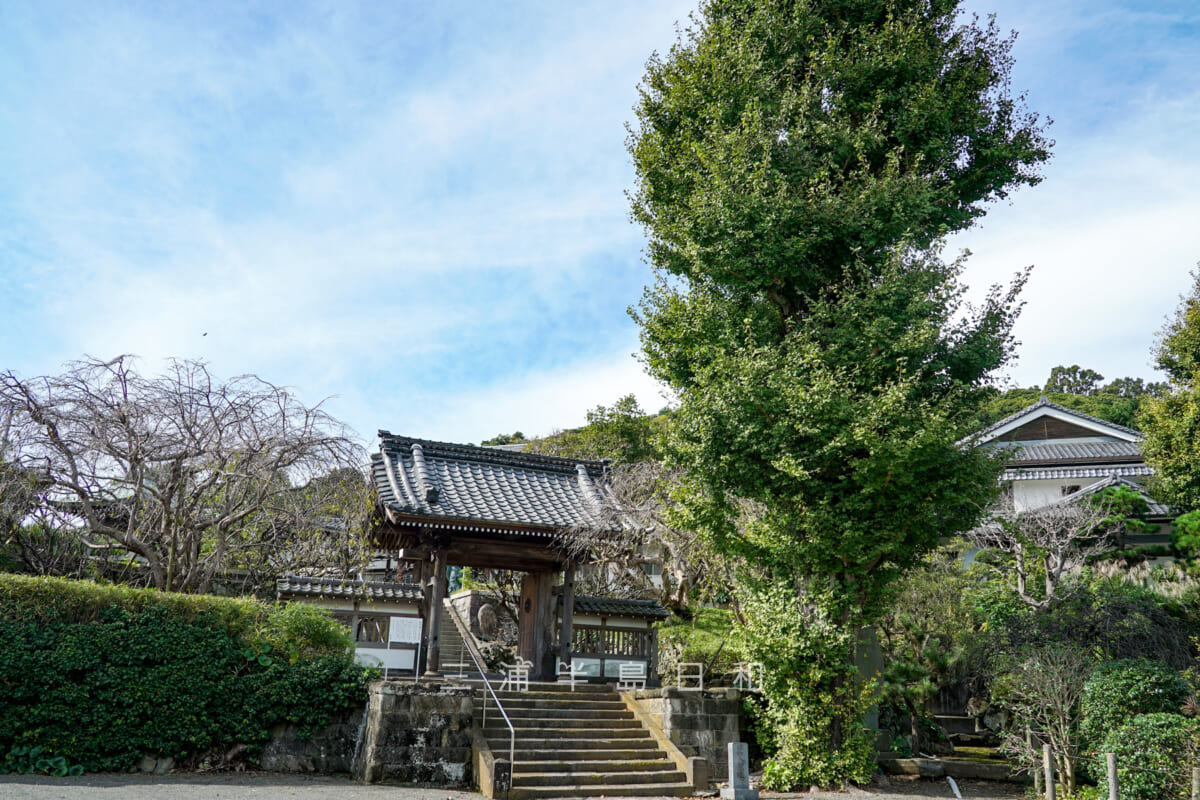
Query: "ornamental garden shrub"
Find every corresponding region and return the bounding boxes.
[0,574,370,771]
[1079,659,1189,755]
[1092,713,1200,800]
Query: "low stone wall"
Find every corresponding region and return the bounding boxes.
[627,687,743,777]
[447,589,518,643]
[352,681,474,786]
[260,707,364,773]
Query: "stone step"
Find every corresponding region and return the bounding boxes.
[488,738,659,754]
[514,759,674,774]
[492,683,617,695]
[510,781,693,799]
[480,724,648,738]
[484,721,646,734]
[936,715,980,735]
[495,736,658,751]
[484,706,635,721]
[501,747,666,762]
[476,697,629,711]
[513,769,687,788]
[495,737,661,752]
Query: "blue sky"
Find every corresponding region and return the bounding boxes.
[1,1,1198,446]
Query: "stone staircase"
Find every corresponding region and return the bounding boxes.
[476,682,693,799]
[438,602,472,677]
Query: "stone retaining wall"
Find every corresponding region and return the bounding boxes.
[352,681,474,785]
[628,687,743,776]
[261,707,364,774]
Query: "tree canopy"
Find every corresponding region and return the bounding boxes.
[1142,270,1200,512]
[978,367,1167,430]
[525,395,667,465]
[627,0,1049,784]
[0,356,372,593]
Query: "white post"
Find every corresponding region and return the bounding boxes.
[1106,752,1117,800]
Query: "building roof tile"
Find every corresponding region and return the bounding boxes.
[1001,465,1154,481]
[571,595,670,619]
[276,575,423,602]
[967,397,1143,445]
[372,432,620,533]
[1001,440,1144,464]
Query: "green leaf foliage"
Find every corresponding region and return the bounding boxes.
[1171,510,1200,557]
[736,585,875,789]
[1154,269,1200,385]
[1143,388,1200,513]
[626,0,1049,785]
[1141,270,1200,513]
[525,395,667,465]
[1093,713,1200,800]
[629,0,1050,305]
[0,574,368,771]
[1079,660,1189,756]
[978,371,1167,430]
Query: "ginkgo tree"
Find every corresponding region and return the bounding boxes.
[627,0,1050,785]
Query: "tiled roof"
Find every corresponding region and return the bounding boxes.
[1058,477,1172,518]
[968,397,1142,445]
[571,596,670,619]
[1001,440,1144,465]
[373,432,619,533]
[1001,465,1154,481]
[276,575,423,602]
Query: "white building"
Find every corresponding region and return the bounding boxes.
[972,397,1171,533]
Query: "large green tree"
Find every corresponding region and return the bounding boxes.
[1142,270,1200,512]
[628,0,1049,784]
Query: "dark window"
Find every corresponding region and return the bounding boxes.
[356,615,388,644]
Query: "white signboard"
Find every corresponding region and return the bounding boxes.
[389,616,423,644]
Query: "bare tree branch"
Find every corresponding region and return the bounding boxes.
[966,496,1120,610]
[0,355,372,593]
[562,460,735,612]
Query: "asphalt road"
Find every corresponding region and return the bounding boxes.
[0,773,1026,800]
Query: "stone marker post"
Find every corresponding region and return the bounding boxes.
[719,742,758,800]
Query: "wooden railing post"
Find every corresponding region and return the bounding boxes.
[1106,752,1117,800]
[1043,744,1055,800]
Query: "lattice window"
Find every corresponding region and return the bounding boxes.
[355,615,388,644]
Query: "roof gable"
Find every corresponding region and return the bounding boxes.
[1058,477,1172,518]
[372,431,618,533]
[972,398,1141,446]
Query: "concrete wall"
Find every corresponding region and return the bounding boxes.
[352,681,474,786]
[627,687,743,777]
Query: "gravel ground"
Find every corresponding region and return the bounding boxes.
[0,773,1028,800]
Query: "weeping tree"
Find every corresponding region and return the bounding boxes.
[627,0,1050,785]
[0,356,373,594]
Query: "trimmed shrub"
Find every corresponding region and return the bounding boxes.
[1093,713,1200,800]
[1079,659,1189,754]
[0,574,369,771]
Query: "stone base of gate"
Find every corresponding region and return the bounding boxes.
[352,681,474,785]
[623,686,745,778]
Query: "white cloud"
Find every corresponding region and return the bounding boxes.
[326,342,672,447]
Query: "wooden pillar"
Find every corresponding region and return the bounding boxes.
[558,562,576,670]
[424,548,447,677]
[518,570,556,680]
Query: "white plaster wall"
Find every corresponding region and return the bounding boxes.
[1012,478,1104,511]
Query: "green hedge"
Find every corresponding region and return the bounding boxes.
[0,574,371,771]
[1094,713,1200,800]
[1079,659,1189,755]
